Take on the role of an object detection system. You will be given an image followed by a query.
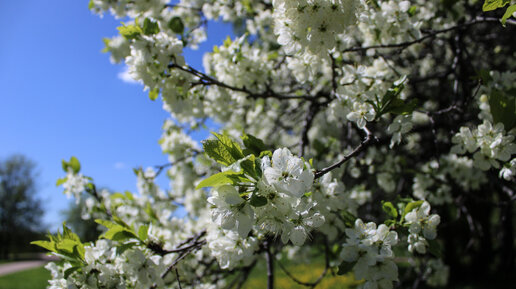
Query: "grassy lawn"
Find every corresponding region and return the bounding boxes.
[240,257,361,289]
[0,266,50,289]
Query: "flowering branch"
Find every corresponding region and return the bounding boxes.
[160,232,207,279]
[341,17,516,54]
[168,63,328,101]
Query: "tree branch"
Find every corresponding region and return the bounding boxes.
[299,102,320,156]
[264,240,274,289]
[341,17,516,54]
[168,63,328,102]
[175,268,183,289]
[314,126,377,179]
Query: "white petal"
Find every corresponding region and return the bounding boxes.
[290,226,307,246]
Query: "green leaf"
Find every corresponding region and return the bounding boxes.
[61,159,68,172]
[111,192,127,200]
[375,75,417,117]
[112,215,131,228]
[213,132,245,160]
[382,201,398,218]
[489,89,516,130]
[168,17,184,34]
[142,18,160,35]
[85,183,95,194]
[138,225,149,242]
[73,244,85,262]
[56,239,79,254]
[111,230,139,241]
[202,133,244,166]
[195,171,250,189]
[385,219,396,226]
[203,139,234,165]
[64,266,81,279]
[30,240,56,252]
[259,150,272,158]
[95,219,137,241]
[241,133,267,155]
[483,0,510,11]
[96,219,116,229]
[69,156,81,173]
[502,4,516,25]
[250,193,267,207]
[101,38,111,53]
[387,99,418,115]
[381,76,407,106]
[240,155,259,179]
[149,88,160,101]
[116,242,138,255]
[145,202,158,221]
[117,23,142,40]
[341,211,357,228]
[88,0,94,10]
[407,5,417,16]
[62,223,81,243]
[402,200,425,220]
[125,191,134,201]
[337,261,356,275]
[56,177,67,186]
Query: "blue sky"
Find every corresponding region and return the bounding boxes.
[0,1,232,231]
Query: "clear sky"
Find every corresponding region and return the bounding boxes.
[0,1,232,231]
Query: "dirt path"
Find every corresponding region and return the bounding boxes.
[0,260,47,277]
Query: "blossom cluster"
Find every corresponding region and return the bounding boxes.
[340,219,399,289]
[404,201,440,254]
[272,0,359,55]
[207,147,324,248]
[451,121,516,171]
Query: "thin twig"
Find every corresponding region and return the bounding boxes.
[264,240,274,289]
[314,126,377,179]
[276,241,330,288]
[169,63,327,101]
[161,240,206,279]
[175,268,183,289]
[341,17,516,54]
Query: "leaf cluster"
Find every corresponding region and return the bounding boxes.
[366,76,417,119]
[31,223,86,278]
[197,132,272,207]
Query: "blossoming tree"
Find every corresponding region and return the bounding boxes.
[34,0,516,288]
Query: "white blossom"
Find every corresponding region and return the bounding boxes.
[262,148,314,198]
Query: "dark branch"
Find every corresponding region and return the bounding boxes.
[169,63,327,101]
[264,240,274,289]
[314,126,377,179]
[341,17,516,54]
[175,268,183,289]
[299,102,321,156]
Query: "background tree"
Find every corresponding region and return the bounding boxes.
[0,154,44,260]
[62,196,102,242]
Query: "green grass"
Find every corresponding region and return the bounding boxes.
[239,258,361,289]
[0,266,50,289]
